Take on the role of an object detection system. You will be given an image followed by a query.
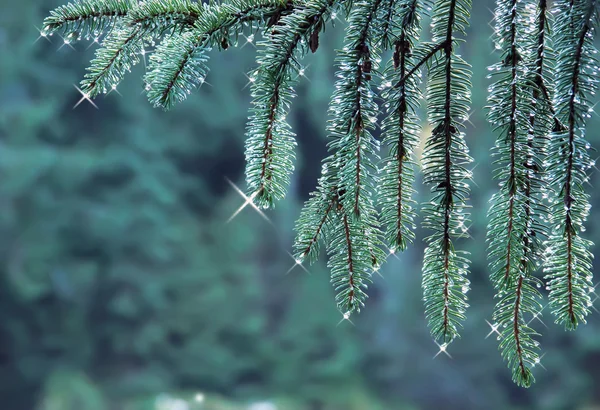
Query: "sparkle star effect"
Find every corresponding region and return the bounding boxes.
[532,352,547,370]
[466,162,480,189]
[487,7,497,49]
[526,308,548,329]
[142,83,152,95]
[86,36,101,50]
[198,77,212,88]
[284,251,311,275]
[433,341,452,359]
[57,34,76,51]
[462,108,477,128]
[485,320,502,339]
[73,85,99,109]
[589,282,600,314]
[225,178,272,225]
[139,47,148,69]
[295,64,311,82]
[106,84,122,97]
[242,71,257,91]
[34,26,52,44]
[384,245,400,261]
[240,33,256,49]
[337,311,355,326]
[371,263,385,280]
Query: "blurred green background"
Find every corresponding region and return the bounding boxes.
[1,1,600,409]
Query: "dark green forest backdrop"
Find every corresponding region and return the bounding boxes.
[1,1,600,409]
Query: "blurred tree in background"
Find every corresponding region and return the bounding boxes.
[1,0,600,409]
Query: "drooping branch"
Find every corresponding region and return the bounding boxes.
[545,0,597,330]
[379,0,423,250]
[245,0,338,208]
[293,180,339,263]
[421,0,472,344]
[39,0,600,389]
[486,0,545,387]
[298,0,387,317]
[332,0,384,216]
[44,0,210,97]
[522,0,551,268]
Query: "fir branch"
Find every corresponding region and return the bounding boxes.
[392,40,445,88]
[42,0,135,38]
[58,0,207,97]
[486,0,531,290]
[526,0,565,134]
[379,0,424,250]
[494,275,543,387]
[421,0,472,344]
[298,0,387,316]
[378,0,398,48]
[40,0,600,388]
[486,0,545,386]
[519,0,554,277]
[545,0,598,330]
[327,0,382,217]
[326,195,384,314]
[245,0,339,208]
[81,24,144,96]
[80,0,204,98]
[145,28,209,108]
[293,182,338,263]
[378,0,423,49]
[128,0,203,33]
[340,211,359,310]
[145,0,293,109]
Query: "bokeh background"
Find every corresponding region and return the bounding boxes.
[2,1,600,409]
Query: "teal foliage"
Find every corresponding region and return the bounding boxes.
[485,0,545,387]
[544,0,598,331]
[378,0,422,252]
[2,0,600,409]
[420,0,472,344]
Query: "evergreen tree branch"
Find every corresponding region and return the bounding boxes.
[82,24,144,96]
[378,0,399,48]
[378,0,424,48]
[42,0,135,38]
[392,40,446,88]
[298,0,387,316]
[525,0,566,133]
[326,194,384,314]
[379,0,424,250]
[245,0,339,208]
[293,184,338,263]
[340,211,359,310]
[494,275,543,387]
[50,0,213,97]
[486,0,545,387]
[145,0,294,109]
[328,0,382,217]
[487,0,529,290]
[520,0,553,276]
[40,0,600,388]
[421,0,472,344]
[545,0,598,330]
[128,0,203,33]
